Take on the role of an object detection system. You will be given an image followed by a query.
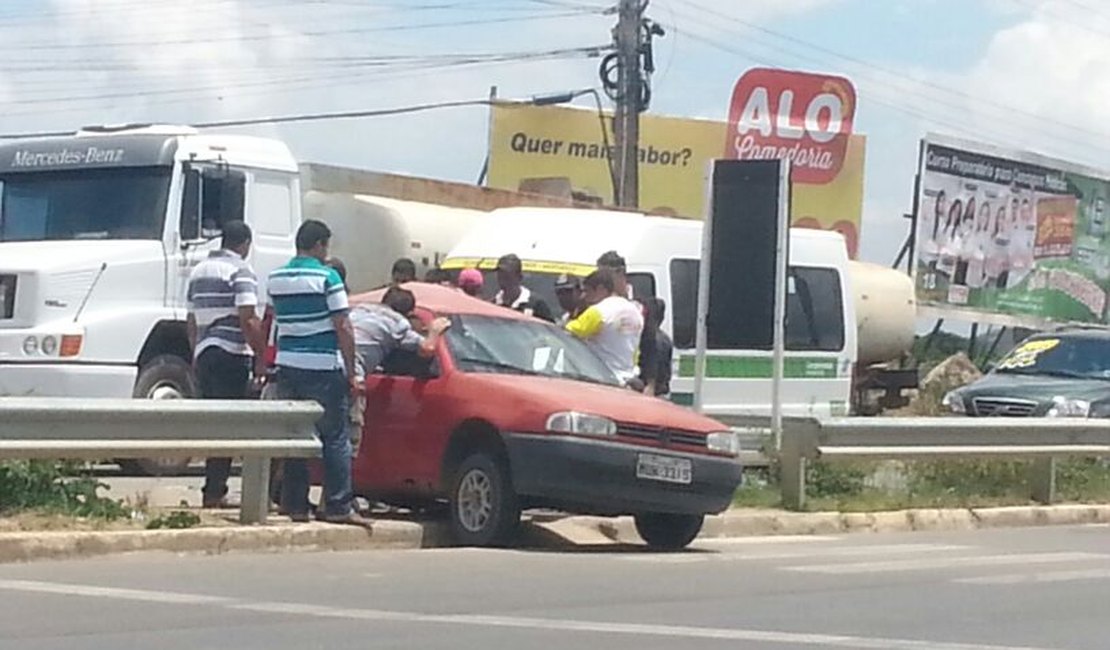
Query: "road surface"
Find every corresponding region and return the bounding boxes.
[0,524,1107,649]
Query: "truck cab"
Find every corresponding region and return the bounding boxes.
[0,125,300,469]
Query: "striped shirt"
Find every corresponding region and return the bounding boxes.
[267,256,349,371]
[185,249,258,358]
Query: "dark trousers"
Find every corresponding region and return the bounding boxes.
[276,366,354,518]
[196,347,251,503]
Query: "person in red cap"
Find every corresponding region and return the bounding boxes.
[457,268,484,297]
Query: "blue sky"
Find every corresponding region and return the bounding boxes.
[1,0,1104,271]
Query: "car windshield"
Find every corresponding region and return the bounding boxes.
[994,336,1110,380]
[0,167,171,242]
[446,314,620,386]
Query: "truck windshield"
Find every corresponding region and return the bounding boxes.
[446,314,621,386]
[0,167,171,242]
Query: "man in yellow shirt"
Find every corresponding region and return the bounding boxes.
[565,269,644,384]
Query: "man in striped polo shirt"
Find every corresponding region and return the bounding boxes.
[185,221,265,508]
[268,220,369,526]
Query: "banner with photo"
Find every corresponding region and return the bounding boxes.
[915,134,1110,325]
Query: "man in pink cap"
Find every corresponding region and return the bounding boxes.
[457,268,484,297]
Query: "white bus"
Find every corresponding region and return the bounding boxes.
[441,207,859,420]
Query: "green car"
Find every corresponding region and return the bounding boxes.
[943,328,1110,418]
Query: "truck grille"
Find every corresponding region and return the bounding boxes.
[971,397,1038,417]
[0,275,14,319]
[616,422,706,448]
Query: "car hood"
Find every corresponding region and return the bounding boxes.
[960,372,1110,404]
[464,373,727,434]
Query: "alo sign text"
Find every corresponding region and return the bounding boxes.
[726,68,857,184]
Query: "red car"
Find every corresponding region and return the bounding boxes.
[348,284,743,549]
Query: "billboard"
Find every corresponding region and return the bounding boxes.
[915,134,1110,326]
[486,103,866,258]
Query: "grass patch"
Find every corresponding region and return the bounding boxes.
[735,459,1110,512]
[0,460,128,520]
[146,511,202,530]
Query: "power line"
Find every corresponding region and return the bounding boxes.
[0,98,503,140]
[668,1,1110,161]
[676,0,1110,146]
[0,45,608,111]
[0,9,602,53]
[665,18,1103,162]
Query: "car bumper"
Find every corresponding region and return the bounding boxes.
[503,433,742,516]
[0,363,136,398]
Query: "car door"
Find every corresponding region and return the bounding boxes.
[352,315,456,498]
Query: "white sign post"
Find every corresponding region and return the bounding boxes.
[771,160,791,451]
[693,161,716,414]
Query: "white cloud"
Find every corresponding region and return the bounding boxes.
[947,4,1110,167]
[0,0,608,182]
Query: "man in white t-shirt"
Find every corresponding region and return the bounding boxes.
[565,268,644,384]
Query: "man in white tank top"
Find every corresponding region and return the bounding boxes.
[565,269,644,384]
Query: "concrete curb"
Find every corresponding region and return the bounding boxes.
[556,504,1110,545]
[3,504,1108,562]
[0,520,424,564]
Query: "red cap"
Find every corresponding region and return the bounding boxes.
[457,268,484,289]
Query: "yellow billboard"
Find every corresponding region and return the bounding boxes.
[487,103,866,258]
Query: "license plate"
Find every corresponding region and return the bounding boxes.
[636,453,692,485]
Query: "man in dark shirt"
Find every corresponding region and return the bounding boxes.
[641,298,673,398]
[391,258,417,285]
[493,253,554,322]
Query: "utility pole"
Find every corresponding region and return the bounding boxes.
[612,0,644,208]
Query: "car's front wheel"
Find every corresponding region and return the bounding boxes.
[449,452,521,547]
[634,512,704,550]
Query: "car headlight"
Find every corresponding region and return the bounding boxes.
[706,431,743,456]
[21,336,38,355]
[941,390,966,414]
[1046,396,1090,418]
[546,412,617,437]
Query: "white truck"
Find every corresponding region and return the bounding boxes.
[0,124,484,473]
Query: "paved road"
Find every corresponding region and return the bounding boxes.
[0,525,1107,649]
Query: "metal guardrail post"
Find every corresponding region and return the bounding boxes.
[1030,457,1057,505]
[779,418,819,511]
[240,456,273,525]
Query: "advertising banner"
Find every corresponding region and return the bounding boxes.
[915,134,1110,326]
[486,102,866,258]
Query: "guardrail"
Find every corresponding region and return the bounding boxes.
[776,416,1110,510]
[0,398,323,525]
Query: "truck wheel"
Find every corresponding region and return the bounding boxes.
[449,452,521,547]
[118,355,197,476]
[634,513,704,551]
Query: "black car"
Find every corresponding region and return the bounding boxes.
[944,328,1110,418]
